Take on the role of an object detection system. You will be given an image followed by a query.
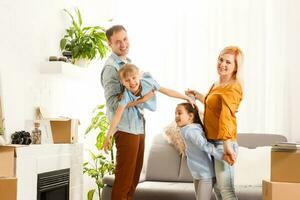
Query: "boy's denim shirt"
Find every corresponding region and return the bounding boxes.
[119,72,161,112]
[101,53,145,134]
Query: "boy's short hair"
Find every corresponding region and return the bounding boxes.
[118,63,139,80]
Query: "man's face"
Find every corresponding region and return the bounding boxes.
[109,30,129,58]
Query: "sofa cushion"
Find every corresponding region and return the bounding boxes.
[237,133,287,148]
[134,181,195,200]
[234,146,271,186]
[103,174,115,186]
[145,134,181,181]
[178,155,193,182]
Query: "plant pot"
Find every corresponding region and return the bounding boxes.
[74,59,90,68]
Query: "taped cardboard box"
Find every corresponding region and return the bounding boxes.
[49,118,79,144]
[263,180,300,200]
[271,149,300,183]
[36,107,79,144]
[0,145,25,177]
[0,177,17,200]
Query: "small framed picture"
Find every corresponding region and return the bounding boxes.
[25,120,53,144]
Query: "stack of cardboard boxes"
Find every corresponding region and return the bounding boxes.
[263,144,300,200]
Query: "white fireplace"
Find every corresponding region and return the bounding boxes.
[15,143,83,200]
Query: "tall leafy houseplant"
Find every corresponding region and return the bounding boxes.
[84,104,115,200]
[60,8,109,64]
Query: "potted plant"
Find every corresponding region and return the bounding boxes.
[84,104,115,200]
[60,8,109,66]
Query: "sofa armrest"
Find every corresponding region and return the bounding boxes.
[103,175,115,187]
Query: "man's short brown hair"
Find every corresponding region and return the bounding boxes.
[106,25,127,42]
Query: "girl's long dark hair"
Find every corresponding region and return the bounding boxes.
[178,103,204,129]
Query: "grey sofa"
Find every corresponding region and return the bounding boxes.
[102,133,287,200]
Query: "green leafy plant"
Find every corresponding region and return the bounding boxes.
[84,104,115,200]
[60,8,109,64]
[83,150,114,200]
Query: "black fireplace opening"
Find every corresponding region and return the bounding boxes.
[37,168,70,200]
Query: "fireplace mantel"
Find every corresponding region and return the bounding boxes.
[15,143,83,200]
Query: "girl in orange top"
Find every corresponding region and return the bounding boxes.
[186,46,243,200]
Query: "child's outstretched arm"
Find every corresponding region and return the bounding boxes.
[126,90,155,108]
[159,87,195,105]
[102,105,125,154]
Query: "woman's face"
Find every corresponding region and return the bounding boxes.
[217,53,236,79]
[175,105,193,128]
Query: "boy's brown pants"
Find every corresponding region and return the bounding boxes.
[111,131,145,200]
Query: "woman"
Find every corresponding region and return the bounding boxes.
[186,46,243,200]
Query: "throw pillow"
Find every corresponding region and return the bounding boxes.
[163,121,186,156]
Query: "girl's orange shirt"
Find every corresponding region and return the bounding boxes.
[204,81,243,141]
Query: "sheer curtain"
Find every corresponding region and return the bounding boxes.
[110,0,295,141]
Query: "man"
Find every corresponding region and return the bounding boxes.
[101,25,145,200]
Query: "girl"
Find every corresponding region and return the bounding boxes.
[175,102,232,200]
[103,63,194,152]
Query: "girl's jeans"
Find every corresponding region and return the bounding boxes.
[213,141,238,200]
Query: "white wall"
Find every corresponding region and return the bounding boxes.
[0,0,113,198]
[286,0,300,141]
[0,0,112,137]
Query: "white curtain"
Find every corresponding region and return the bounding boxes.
[110,0,297,141]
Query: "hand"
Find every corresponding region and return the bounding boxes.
[126,101,137,108]
[126,90,155,108]
[186,96,195,107]
[223,141,236,165]
[141,90,155,103]
[223,154,235,166]
[185,89,203,102]
[185,89,197,97]
[102,134,113,154]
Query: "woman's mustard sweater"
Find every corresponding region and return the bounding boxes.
[204,81,243,141]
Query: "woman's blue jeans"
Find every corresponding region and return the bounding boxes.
[213,141,238,200]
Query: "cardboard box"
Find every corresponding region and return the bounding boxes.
[263,180,300,200]
[271,149,300,183]
[0,146,15,177]
[35,107,79,144]
[50,118,79,144]
[0,145,26,177]
[0,177,17,200]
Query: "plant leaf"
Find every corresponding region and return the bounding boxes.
[76,8,83,27]
[87,189,95,200]
[60,38,67,50]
